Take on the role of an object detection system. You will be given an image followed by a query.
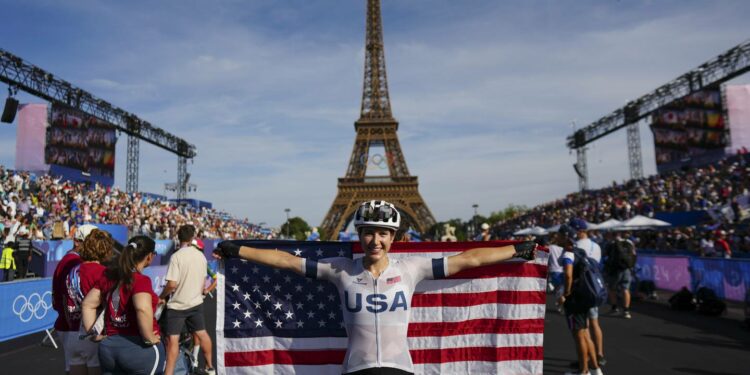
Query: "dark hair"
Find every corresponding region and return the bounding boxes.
[105,235,155,289]
[177,224,196,243]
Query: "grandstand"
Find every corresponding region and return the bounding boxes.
[497,151,750,257]
[0,164,275,242]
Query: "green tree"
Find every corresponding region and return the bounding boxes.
[488,204,528,224]
[280,217,311,241]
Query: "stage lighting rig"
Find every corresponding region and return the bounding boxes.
[0,47,197,196]
[2,85,19,123]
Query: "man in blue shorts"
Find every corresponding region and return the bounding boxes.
[556,224,604,375]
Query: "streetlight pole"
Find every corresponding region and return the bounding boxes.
[471,204,479,240]
[284,208,291,239]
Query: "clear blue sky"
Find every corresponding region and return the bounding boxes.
[1,0,749,227]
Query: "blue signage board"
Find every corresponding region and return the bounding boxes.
[0,278,56,342]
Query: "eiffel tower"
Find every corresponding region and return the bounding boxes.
[320,0,436,240]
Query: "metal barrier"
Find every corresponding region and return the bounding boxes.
[636,255,750,302]
[0,278,56,342]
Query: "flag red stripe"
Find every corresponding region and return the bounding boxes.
[410,346,544,364]
[408,318,545,336]
[448,263,547,279]
[225,349,346,367]
[412,290,545,306]
[224,345,544,367]
[353,241,534,253]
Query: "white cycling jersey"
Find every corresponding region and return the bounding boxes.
[305,255,448,374]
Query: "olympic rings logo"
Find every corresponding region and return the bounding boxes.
[359,152,396,170]
[12,291,53,323]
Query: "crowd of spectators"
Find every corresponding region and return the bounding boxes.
[498,153,750,256]
[0,165,276,244]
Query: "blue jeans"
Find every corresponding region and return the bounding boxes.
[98,335,165,375]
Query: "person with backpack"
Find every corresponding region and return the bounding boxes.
[604,231,636,318]
[569,218,606,368]
[557,223,606,375]
[65,229,113,375]
[51,223,98,375]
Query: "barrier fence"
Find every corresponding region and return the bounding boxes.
[1,278,56,341]
[636,254,750,302]
[0,239,221,343]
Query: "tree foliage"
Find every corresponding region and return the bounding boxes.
[280,216,311,241]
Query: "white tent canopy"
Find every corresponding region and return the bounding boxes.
[513,228,533,235]
[616,215,671,230]
[591,219,624,230]
[546,220,597,233]
[528,226,548,236]
[513,226,548,236]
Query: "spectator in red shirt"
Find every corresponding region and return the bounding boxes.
[81,236,164,374]
[51,223,98,374]
[66,229,113,375]
[715,230,732,259]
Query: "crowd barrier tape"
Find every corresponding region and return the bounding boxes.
[0,278,56,342]
[636,255,750,302]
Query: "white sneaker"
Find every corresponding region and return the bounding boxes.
[563,371,590,375]
[591,367,604,375]
[623,310,632,319]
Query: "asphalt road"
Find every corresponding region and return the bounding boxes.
[543,295,750,375]
[2,293,748,374]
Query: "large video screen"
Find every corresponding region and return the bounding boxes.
[650,88,727,174]
[45,104,116,179]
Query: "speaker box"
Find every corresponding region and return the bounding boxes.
[1,97,19,123]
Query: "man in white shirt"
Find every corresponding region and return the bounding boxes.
[159,224,214,375]
[569,218,606,368]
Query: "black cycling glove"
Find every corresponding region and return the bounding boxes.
[512,241,536,260]
[214,241,241,259]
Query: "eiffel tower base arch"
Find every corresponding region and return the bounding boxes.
[320,177,435,240]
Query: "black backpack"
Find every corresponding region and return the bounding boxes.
[668,287,696,311]
[612,240,636,270]
[695,287,726,316]
[567,248,608,312]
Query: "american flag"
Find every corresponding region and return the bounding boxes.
[216,240,548,374]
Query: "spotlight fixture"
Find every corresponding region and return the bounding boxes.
[1,86,19,123]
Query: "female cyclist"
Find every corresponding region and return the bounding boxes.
[214,200,536,375]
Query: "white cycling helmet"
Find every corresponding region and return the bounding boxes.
[353,200,401,231]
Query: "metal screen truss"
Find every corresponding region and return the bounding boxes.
[567,39,750,150]
[0,48,196,158]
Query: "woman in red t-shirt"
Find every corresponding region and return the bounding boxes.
[68,229,113,375]
[81,236,165,374]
